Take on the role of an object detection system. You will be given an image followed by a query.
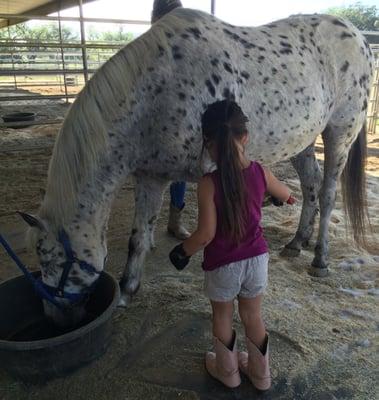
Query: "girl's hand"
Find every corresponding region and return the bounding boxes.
[286,195,297,205]
[169,243,191,270]
[270,195,297,206]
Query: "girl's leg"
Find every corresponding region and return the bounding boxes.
[238,295,266,350]
[210,300,234,348]
[238,294,271,391]
[206,299,241,388]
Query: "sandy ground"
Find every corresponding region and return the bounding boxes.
[0,99,378,400]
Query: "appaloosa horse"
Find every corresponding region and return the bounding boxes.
[20,4,373,326]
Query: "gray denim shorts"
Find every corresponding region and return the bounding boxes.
[204,253,269,302]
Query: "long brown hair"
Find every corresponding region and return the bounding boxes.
[202,100,249,243]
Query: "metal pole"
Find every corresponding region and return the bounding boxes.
[7,26,17,89]
[0,13,150,25]
[78,0,89,83]
[211,0,216,15]
[57,8,69,103]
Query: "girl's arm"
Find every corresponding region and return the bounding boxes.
[182,175,217,256]
[263,167,292,203]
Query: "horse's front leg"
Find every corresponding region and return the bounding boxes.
[119,174,168,307]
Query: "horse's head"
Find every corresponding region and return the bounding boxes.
[19,212,106,328]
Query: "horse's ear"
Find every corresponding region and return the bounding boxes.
[17,212,45,231]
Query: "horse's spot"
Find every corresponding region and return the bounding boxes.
[241,71,250,80]
[271,67,278,75]
[332,19,348,28]
[128,238,136,255]
[174,132,179,137]
[280,41,292,48]
[280,48,293,55]
[178,92,186,101]
[205,79,216,97]
[165,31,174,38]
[172,46,183,60]
[223,62,233,74]
[299,35,306,43]
[152,150,159,159]
[281,63,287,69]
[224,50,230,59]
[362,99,368,111]
[341,32,353,39]
[340,61,349,73]
[155,86,163,95]
[162,126,168,132]
[269,131,274,136]
[187,27,202,39]
[258,46,266,51]
[258,55,265,63]
[263,77,269,84]
[319,59,324,65]
[212,74,221,85]
[311,22,320,28]
[181,33,190,39]
[223,88,235,100]
[187,124,194,131]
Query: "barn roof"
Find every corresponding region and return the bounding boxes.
[0,0,96,28]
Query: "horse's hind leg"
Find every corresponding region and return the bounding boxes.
[310,123,360,276]
[282,144,322,256]
[119,174,168,306]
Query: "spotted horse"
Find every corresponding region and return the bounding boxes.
[19,3,373,326]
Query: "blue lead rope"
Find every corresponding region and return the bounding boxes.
[0,233,63,309]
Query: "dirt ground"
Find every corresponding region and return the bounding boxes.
[0,99,378,400]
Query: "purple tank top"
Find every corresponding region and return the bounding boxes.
[203,161,268,271]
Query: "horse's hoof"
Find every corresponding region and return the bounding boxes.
[308,265,329,277]
[281,246,301,258]
[118,293,132,308]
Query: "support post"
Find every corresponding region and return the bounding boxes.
[78,0,89,83]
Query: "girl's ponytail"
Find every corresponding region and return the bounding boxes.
[202,100,249,243]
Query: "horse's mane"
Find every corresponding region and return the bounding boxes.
[39,8,203,229]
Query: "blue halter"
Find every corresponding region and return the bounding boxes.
[0,229,102,310]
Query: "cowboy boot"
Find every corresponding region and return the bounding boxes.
[205,331,241,388]
[167,204,190,240]
[238,334,271,391]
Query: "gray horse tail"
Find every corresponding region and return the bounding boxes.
[152,0,183,23]
[341,122,369,247]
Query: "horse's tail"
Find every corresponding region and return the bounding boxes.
[152,0,183,23]
[341,122,369,247]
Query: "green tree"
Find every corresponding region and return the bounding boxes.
[326,2,378,31]
[0,22,79,41]
[97,26,134,43]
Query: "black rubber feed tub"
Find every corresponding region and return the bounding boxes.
[2,112,36,123]
[0,271,120,383]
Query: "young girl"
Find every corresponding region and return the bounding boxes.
[169,100,295,391]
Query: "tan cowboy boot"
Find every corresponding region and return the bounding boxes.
[167,204,190,240]
[205,331,241,388]
[238,334,271,391]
